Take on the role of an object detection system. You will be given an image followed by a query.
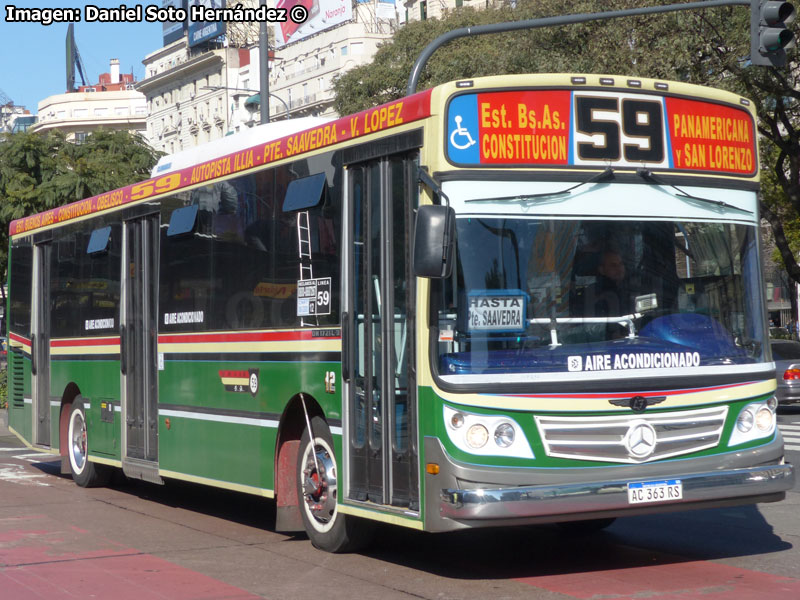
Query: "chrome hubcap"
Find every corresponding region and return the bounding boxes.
[302,445,337,524]
[71,412,87,472]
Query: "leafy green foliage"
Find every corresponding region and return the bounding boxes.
[333,1,746,113]
[0,128,161,287]
[333,0,800,281]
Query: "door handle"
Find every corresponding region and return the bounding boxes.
[341,313,350,382]
[120,324,127,375]
[30,334,36,375]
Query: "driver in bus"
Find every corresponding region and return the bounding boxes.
[582,249,635,338]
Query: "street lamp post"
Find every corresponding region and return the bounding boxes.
[260,0,270,124]
[796,276,800,339]
[249,91,290,121]
[200,86,290,121]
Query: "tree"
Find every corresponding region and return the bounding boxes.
[0,128,161,291]
[333,0,800,282]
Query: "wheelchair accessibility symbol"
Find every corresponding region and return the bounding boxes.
[446,94,480,163]
[450,115,476,150]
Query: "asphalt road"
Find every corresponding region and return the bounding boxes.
[779,405,800,453]
[1,408,799,600]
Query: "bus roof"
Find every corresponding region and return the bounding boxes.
[150,116,334,177]
[10,73,759,237]
[10,87,433,237]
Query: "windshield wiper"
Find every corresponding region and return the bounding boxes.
[636,169,753,215]
[466,167,615,204]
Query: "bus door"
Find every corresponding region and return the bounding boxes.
[121,214,160,479]
[31,240,52,447]
[343,154,419,511]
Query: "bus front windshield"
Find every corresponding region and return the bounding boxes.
[435,209,767,382]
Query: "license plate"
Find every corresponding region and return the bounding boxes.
[627,479,683,504]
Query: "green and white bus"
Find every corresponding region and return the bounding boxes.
[7,73,794,552]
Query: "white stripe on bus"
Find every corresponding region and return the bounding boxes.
[159,409,279,428]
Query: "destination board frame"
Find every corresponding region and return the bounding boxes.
[444,85,757,178]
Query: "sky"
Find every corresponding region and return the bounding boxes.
[2,1,165,112]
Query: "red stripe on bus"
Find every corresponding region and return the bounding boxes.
[219,370,249,378]
[158,330,316,344]
[9,88,433,236]
[517,559,800,599]
[506,381,757,399]
[8,332,30,345]
[50,337,120,348]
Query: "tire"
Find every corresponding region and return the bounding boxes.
[67,399,111,488]
[297,416,372,552]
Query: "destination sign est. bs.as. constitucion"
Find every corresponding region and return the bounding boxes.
[4,3,306,26]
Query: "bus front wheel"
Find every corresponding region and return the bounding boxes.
[67,399,110,488]
[297,416,371,552]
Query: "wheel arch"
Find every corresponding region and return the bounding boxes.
[274,392,325,533]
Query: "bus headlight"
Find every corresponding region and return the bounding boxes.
[442,405,533,459]
[494,423,515,448]
[729,400,777,447]
[755,407,774,432]
[766,396,778,412]
[466,424,489,449]
[736,409,754,433]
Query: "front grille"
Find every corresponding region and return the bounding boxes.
[534,405,729,464]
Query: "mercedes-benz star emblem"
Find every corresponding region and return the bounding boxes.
[624,421,657,460]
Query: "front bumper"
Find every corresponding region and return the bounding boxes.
[441,463,793,520]
[424,437,795,531]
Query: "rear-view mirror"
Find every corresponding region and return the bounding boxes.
[413,204,455,278]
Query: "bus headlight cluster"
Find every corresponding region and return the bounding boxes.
[729,398,777,447]
[766,396,779,412]
[443,405,533,458]
[494,422,516,448]
[465,424,489,449]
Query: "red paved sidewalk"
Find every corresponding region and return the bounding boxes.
[1,407,262,600]
[0,514,262,600]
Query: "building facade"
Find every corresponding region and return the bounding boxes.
[136,1,398,153]
[1,103,35,134]
[33,59,147,142]
[265,2,397,121]
[137,38,255,153]
[401,0,484,23]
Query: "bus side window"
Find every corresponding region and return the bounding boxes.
[9,239,33,336]
[160,193,212,333]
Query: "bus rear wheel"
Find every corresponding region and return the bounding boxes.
[297,416,371,552]
[67,399,110,488]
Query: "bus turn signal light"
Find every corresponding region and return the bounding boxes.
[426,463,440,475]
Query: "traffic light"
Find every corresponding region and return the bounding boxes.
[751,1,797,66]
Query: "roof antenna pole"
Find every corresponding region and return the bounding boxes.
[66,23,90,92]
